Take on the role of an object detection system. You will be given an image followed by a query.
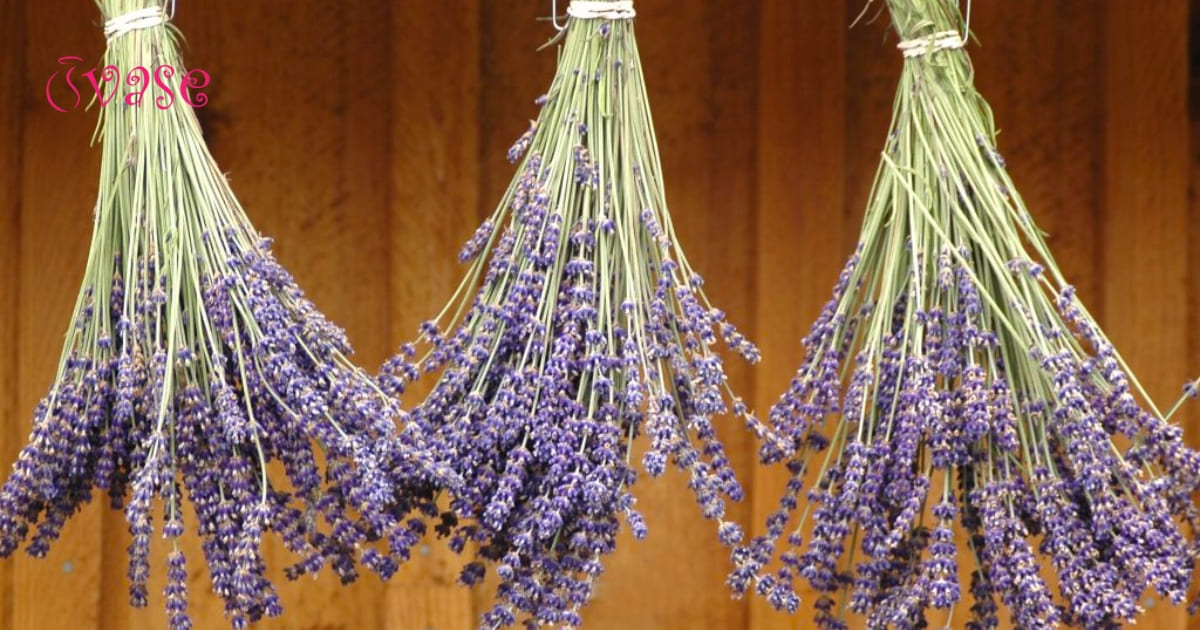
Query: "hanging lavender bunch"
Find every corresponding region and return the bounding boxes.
[730,1,1200,628]
[381,2,774,627]
[0,2,453,628]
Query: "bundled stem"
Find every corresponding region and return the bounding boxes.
[381,4,773,628]
[731,1,1200,628]
[0,2,453,628]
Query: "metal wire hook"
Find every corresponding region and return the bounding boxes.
[551,0,566,31]
[959,0,972,45]
[851,0,969,43]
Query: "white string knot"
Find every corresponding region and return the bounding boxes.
[568,1,636,20]
[896,30,965,58]
[104,6,169,44]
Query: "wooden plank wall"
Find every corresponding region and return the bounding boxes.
[0,0,23,627]
[0,0,1195,628]
[17,4,104,630]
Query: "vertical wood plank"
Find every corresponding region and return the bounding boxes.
[844,4,900,249]
[0,0,24,628]
[701,0,761,516]
[17,3,105,630]
[694,2,761,626]
[971,1,1060,222]
[1044,1,1105,308]
[1190,3,1200,621]
[970,1,1104,308]
[751,1,846,629]
[478,4,555,216]
[387,1,482,629]
[1104,1,1190,626]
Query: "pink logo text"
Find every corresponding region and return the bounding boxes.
[45,56,210,113]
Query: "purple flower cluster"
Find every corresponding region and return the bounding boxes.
[0,23,455,626]
[731,11,1200,627]
[2,236,452,628]
[381,17,770,630]
[735,246,1200,628]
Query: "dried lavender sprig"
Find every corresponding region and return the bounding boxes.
[381,5,774,629]
[731,1,1200,628]
[0,2,455,628]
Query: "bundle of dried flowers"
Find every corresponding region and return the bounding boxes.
[0,2,453,628]
[732,2,1200,628]
[381,2,773,627]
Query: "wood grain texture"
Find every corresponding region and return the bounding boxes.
[478,2,556,218]
[844,3,901,248]
[1043,1,1105,308]
[751,1,847,629]
[0,1,24,628]
[1191,0,1200,618]
[701,1,761,529]
[389,1,482,629]
[1103,3,1190,625]
[16,3,104,630]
